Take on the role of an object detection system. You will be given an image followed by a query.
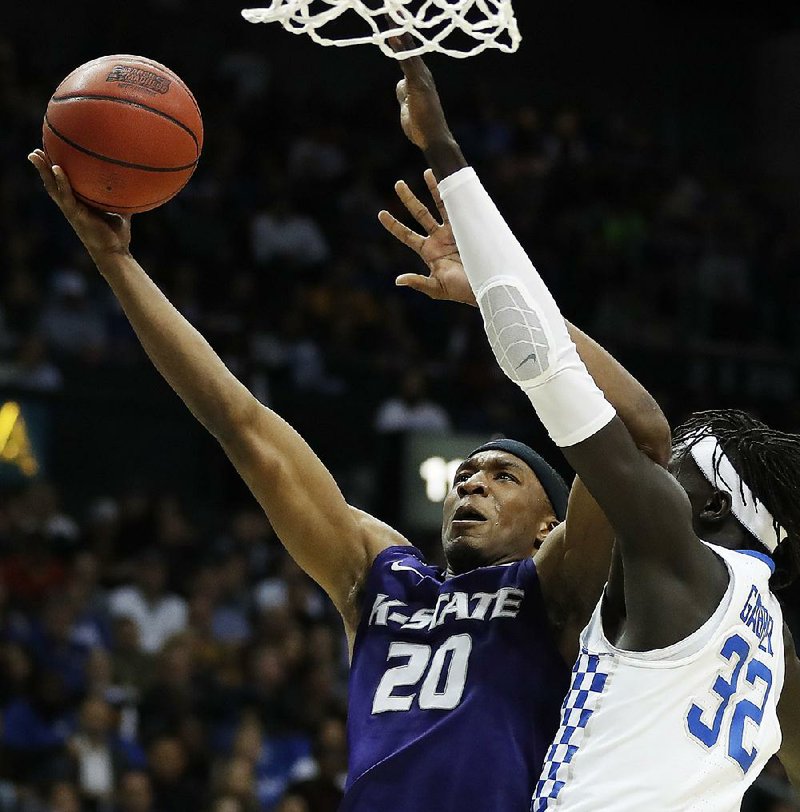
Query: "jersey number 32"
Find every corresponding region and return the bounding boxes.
[686,633,773,773]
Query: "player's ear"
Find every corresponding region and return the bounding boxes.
[699,489,733,525]
[534,517,560,548]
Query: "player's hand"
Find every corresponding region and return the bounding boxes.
[390,38,454,151]
[379,169,476,306]
[27,149,132,264]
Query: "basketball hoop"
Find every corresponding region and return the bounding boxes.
[241,1,521,59]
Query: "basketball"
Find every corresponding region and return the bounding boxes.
[42,55,203,214]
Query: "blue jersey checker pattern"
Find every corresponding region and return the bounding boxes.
[532,652,610,811]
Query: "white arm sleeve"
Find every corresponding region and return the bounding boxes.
[438,167,616,448]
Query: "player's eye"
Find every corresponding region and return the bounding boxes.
[453,471,471,484]
[496,471,518,483]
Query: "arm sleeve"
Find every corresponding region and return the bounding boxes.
[439,167,616,447]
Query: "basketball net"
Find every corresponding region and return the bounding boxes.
[241,0,521,59]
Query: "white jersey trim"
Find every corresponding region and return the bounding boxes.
[594,544,738,668]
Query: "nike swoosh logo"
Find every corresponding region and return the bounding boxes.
[516,352,539,371]
[391,560,425,579]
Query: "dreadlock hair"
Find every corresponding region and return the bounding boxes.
[672,409,800,591]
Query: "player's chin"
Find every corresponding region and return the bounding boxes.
[444,526,486,550]
[444,534,492,573]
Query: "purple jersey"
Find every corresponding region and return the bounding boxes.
[342,546,569,812]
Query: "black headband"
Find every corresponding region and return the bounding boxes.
[468,439,569,521]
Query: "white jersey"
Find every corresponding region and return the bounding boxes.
[533,546,785,811]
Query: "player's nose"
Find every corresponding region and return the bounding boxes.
[456,475,488,497]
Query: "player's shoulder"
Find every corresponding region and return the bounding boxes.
[349,506,411,562]
[371,544,441,581]
[353,545,443,629]
[709,545,777,588]
[725,546,777,571]
[707,546,781,625]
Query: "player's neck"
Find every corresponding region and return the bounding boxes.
[445,551,525,578]
[699,519,762,556]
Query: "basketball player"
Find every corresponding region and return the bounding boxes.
[27,145,669,812]
[391,51,800,808]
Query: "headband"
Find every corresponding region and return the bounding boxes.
[689,435,784,554]
[469,439,569,521]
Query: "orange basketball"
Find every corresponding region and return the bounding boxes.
[43,55,203,214]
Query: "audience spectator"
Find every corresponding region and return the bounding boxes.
[108,616,155,700]
[250,202,330,268]
[227,714,311,811]
[66,696,146,806]
[108,550,188,655]
[113,771,156,812]
[38,269,107,362]
[0,669,76,785]
[45,780,82,812]
[0,333,62,392]
[210,549,253,647]
[137,635,203,744]
[374,370,452,434]
[278,714,346,812]
[146,737,201,812]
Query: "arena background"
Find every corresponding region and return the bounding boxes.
[1,1,800,810]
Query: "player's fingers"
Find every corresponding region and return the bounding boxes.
[31,148,51,167]
[51,165,70,199]
[394,181,438,234]
[98,211,125,229]
[395,273,439,299]
[396,79,408,105]
[378,210,425,253]
[388,32,416,55]
[398,53,429,82]
[28,151,60,200]
[51,165,80,213]
[27,150,48,173]
[423,169,448,224]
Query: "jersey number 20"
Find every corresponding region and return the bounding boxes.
[372,634,473,714]
[686,633,773,773]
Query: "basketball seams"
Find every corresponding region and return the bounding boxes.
[45,54,202,213]
[127,55,202,121]
[74,184,189,212]
[44,116,198,173]
[58,54,203,124]
[50,94,200,152]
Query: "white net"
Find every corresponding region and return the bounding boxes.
[241,0,521,59]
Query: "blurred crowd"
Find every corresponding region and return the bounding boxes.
[2,1,800,809]
[0,481,348,812]
[2,10,799,435]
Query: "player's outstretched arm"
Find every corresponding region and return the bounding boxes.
[380,170,671,653]
[380,170,670,464]
[28,151,403,628]
[392,58,723,646]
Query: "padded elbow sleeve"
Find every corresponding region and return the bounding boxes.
[439,168,616,447]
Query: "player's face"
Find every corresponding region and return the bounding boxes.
[669,449,708,503]
[669,449,722,538]
[441,451,556,574]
